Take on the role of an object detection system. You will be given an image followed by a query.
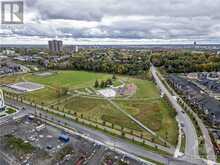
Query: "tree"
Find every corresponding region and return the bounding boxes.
[55,86,68,97]
[112,73,116,80]
[106,79,113,86]
[100,80,105,88]
[94,80,99,88]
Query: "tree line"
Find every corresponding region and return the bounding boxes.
[47,49,150,75]
[151,51,220,73]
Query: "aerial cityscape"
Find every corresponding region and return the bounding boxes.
[1,0,220,165]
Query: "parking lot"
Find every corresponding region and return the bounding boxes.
[0,115,145,165]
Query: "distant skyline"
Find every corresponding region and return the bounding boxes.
[1,0,220,44]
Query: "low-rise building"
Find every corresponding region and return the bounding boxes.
[0,63,21,75]
[168,74,220,125]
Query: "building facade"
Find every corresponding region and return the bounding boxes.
[168,74,220,125]
[48,40,63,52]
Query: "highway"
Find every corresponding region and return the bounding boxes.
[150,66,201,162]
[5,98,200,165]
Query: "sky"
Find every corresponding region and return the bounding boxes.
[1,0,220,45]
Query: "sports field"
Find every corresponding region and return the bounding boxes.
[0,70,178,145]
[19,71,113,103]
[0,71,105,102]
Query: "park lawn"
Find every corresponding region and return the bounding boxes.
[24,71,112,89]
[24,87,63,105]
[127,78,160,98]
[116,99,178,145]
[60,96,173,145]
[1,71,178,145]
[61,97,143,131]
[0,75,22,85]
[0,71,113,105]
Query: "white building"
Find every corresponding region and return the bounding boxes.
[0,89,5,111]
[2,50,15,55]
[75,45,79,53]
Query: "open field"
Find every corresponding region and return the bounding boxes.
[0,70,178,145]
[116,99,178,145]
[0,75,22,85]
[24,71,112,89]
[0,71,112,103]
[127,78,160,98]
[0,71,160,102]
[57,96,178,145]
[61,97,141,130]
[24,87,60,104]
[22,71,113,103]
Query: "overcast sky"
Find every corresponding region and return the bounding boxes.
[1,0,220,44]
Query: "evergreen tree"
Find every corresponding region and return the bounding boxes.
[106,79,113,86]
[100,80,105,88]
[94,80,99,88]
[112,73,116,80]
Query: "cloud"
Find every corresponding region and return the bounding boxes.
[25,0,220,20]
[1,0,220,44]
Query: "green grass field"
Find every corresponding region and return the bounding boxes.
[59,96,177,145]
[22,71,112,103]
[24,71,112,89]
[0,70,178,145]
[116,99,178,145]
[7,71,113,103]
[62,97,141,130]
[127,78,160,98]
[0,75,22,85]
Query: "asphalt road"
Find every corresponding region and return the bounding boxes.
[150,66,203,163]
[151,66,216,163]
[4,98,200,165]
[177,89,216,162]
